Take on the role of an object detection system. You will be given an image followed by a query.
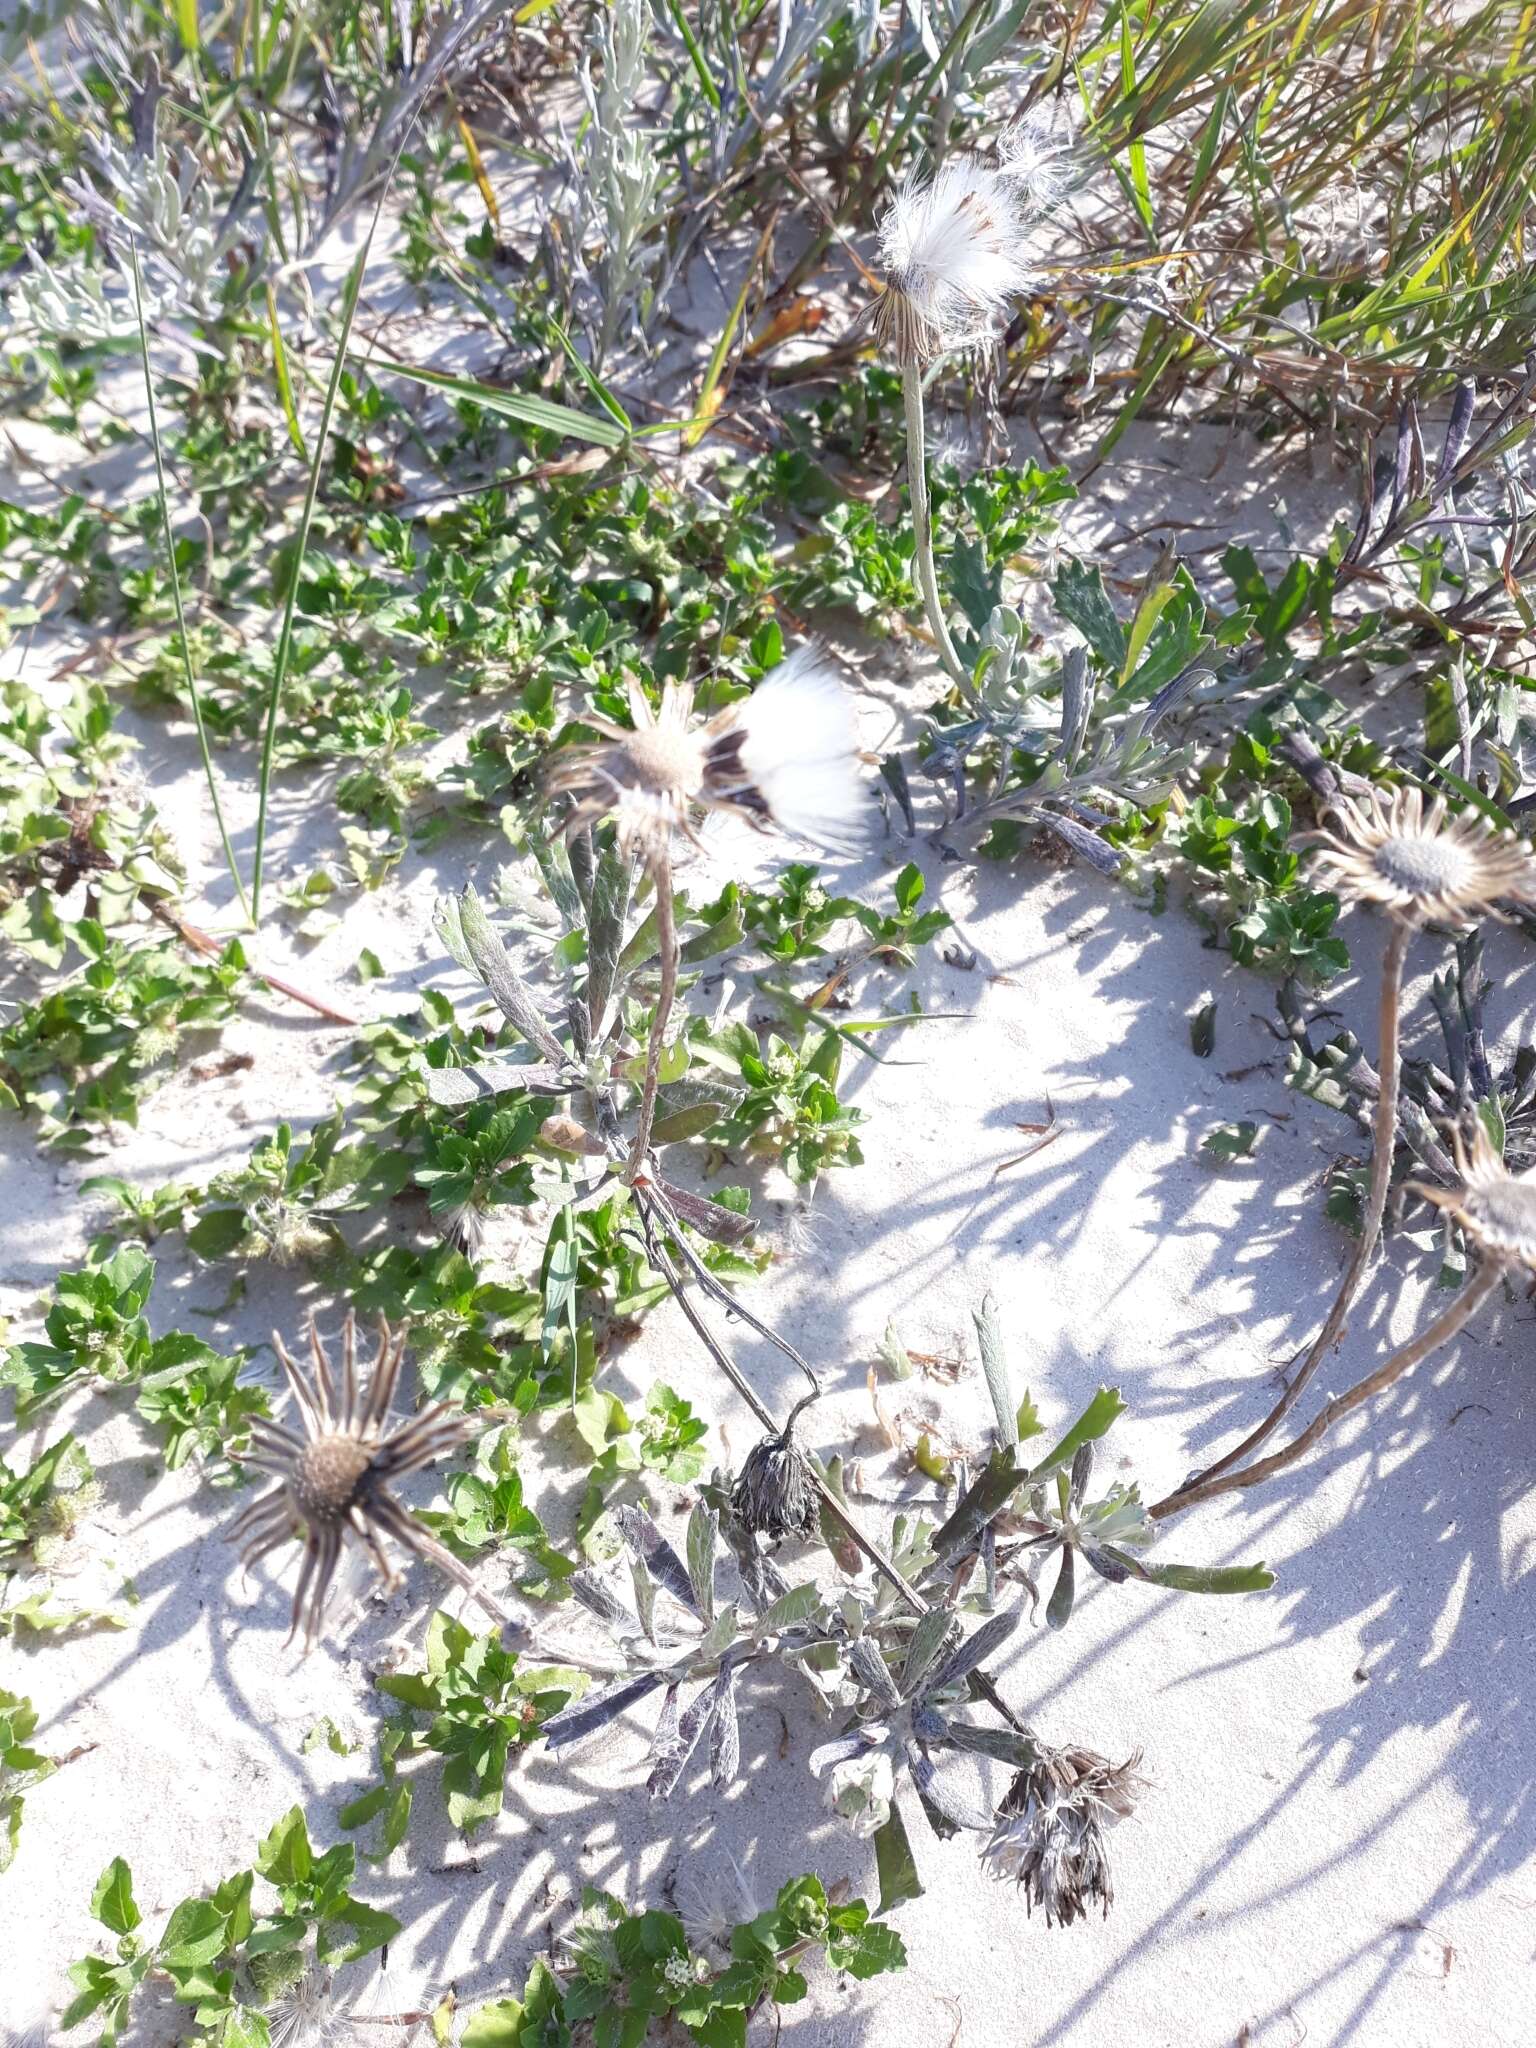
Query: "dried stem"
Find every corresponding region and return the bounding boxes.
[901,360,971,693]
[1158,918,1410,1508]
[624,859,677,1181]
[152,903,359,1026]
[1152,1260,1501,1519]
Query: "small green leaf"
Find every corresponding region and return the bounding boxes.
[92,1856,141,1936]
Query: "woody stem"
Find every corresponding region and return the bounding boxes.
[1151,1260,1501,1519]
[902,360,971,693]
[625,858,678,1182]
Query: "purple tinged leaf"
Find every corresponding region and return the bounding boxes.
[543,1672,663,1754]
[925,1609,1017,1695]
[613,1504,700,1618]
[646,1681,718,1799]
[1046,1546,1075,1630]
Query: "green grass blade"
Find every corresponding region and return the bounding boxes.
[250,243,367,923]
[130,241,251,926]
[364,355,629,448]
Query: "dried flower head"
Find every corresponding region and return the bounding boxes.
[983,1743,1143,1927]
[1303,786,1536,926]
[731,1419,820,1543]
[227,1312,476,1652]
[873,155,1037,363]
[545,648,863,870]
[1411,1122,1536,1272]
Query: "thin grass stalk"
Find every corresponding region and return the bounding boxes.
[902,361,970,691]
[624,859,678,1180]
[1151,1259,1502,1519]
[249,241,366,923]
[130,242,253,926]
[1163,919,1412,1504]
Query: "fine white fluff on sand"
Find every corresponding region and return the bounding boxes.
[2,415,1534,2048]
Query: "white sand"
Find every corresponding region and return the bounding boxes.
[3,404,1534,2048]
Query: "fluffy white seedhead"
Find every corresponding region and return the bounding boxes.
[876,155,1036,359]
[998,109,1073,213]
[732,648,865,851]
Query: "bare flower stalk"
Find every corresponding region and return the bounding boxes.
[1167,920,1410,1501]
[624,859,678,1181]
[1152,1260,1502,1519]
[902,361,970,691]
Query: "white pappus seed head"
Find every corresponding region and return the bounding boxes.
[719,648,866,853]
[875,155,1037,362]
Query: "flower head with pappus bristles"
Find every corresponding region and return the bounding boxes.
[226,1312,480,1652]
[545,648,864,871]
[873,155,1038,363]
[1303,785,1536,926]
[1411,1123,1536,1273]
[983,1744,1144,1927]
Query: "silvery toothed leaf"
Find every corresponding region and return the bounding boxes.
[709,1664,740,1790]
[647,1681,718,1799]
[543,1671,664,1754]
[753,1582,823,1636]
[613,1504,699,1618]
[925,1609,1017,1697]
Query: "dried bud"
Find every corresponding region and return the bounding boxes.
[540,1113,605,1155]
[982,1743,1143,1927]
[731,1423,819,1542]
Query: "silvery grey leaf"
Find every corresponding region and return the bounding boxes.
[1069,1441,1095,1507]
[973,1292,1014,1448]
[543,1670,663,1753]
[1058,643,1091,764]
[925,1610,1018,1696]
[657,1180,755,1244]
[647,1681,680,1764]
[848,1636,901,1710]
[1035,810,1125,876]
[629,1555,659,1645]
[529,833,584,933]
[808,1732,876,1778]
[1438,380,1477,485]
[905,1743,994,1833]
[901,1608,955,1698]
[440,887,564,1062]
[421,1059,569,1107]
[613,1504,700,1617]
[698,1603,740,1664]
[940,1720,1041,1769]
[646,1681,718,1799]
[1047,1545,1076,1630]
[753,1582,823,1636]
[585,839,633,1040]
[569,1569,637,1634]
[686,1502,718,1625]
[933,1450,1025,1562]
[709,1664,740,1790]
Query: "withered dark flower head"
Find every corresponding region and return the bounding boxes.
[731,1420,819,1543]
[227,1311,478,1652]
[983,1742,1144,1927]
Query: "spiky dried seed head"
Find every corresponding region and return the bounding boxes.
[1302,785,1536,926]
[983,1743,1144,1927]
[1410,1122,1536,1272]
[224,1310,480,1652]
